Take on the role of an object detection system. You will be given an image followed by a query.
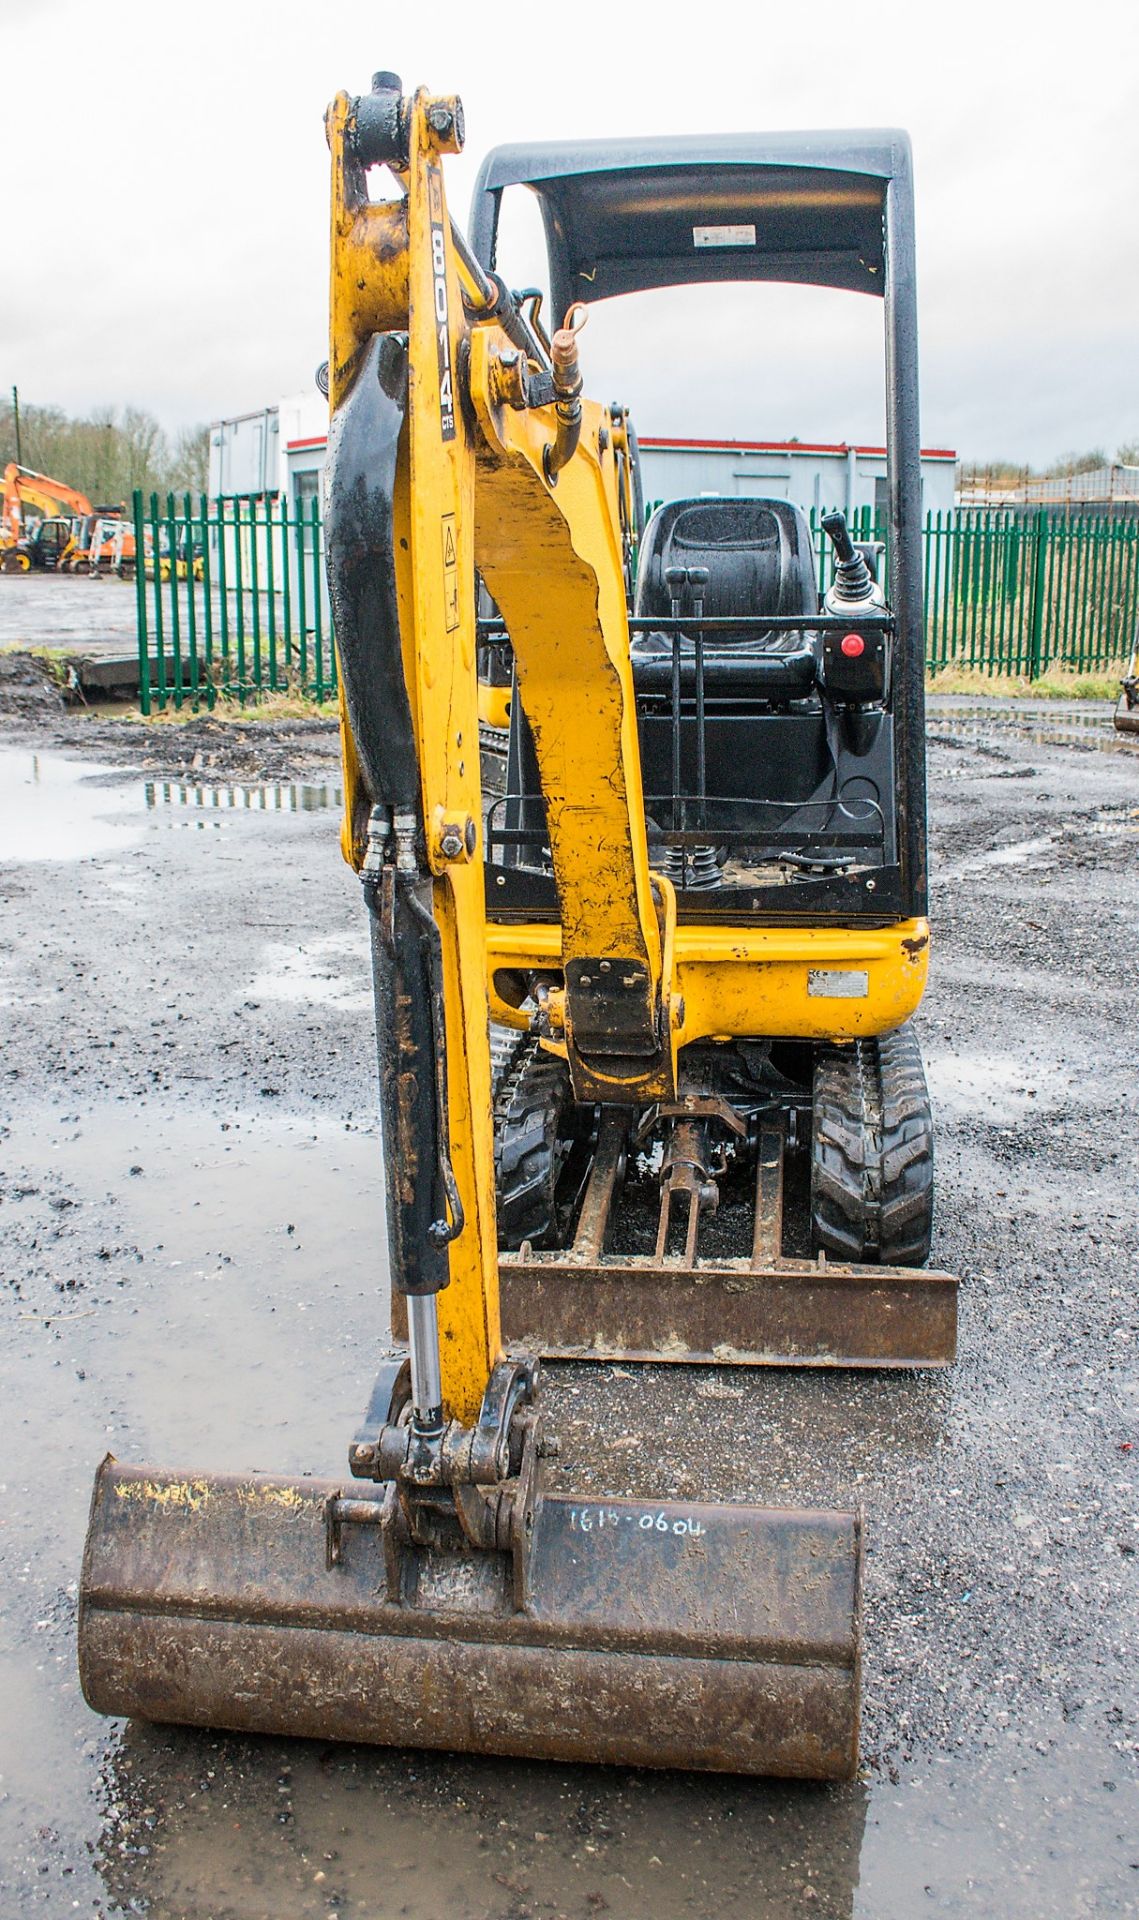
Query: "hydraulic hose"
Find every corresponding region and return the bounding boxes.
[545,305,588,479]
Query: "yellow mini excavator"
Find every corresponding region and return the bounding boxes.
[79,75,957,1781]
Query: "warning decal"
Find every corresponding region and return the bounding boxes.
[807,969,869,999]
[442,514,459,631]
[693,223,757,249]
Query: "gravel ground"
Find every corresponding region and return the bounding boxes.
[0,677,1135,1919]
[0,648,340,781]
[0,577,139,654]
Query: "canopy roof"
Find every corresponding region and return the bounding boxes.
[466,130,927,918]
[468,132,912,318]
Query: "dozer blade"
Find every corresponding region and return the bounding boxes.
[79,1457,862,1780]
[496,1250,957,1368]
[478,1109,958,1369]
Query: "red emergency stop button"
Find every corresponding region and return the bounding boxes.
[840,632,865,658]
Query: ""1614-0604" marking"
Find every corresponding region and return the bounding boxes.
[568,1506,706,1538]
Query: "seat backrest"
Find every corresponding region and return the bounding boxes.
[634,496,820,632]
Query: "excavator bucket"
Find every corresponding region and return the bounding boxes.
[79,1456,861,1779]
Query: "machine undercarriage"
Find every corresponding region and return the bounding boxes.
[485,1022,949,1369]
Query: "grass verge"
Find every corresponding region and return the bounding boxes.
[926,665,1124,700]
[109,689,341,724]
[125,668,1126,717]
[26,647,77,688]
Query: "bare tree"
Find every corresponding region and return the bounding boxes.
[169,424,211,495]
[0,400,211,505]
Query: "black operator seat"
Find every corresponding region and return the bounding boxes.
[632,497,820,699]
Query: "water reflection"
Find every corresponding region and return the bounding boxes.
[0,750,144,861]
[96,1723,869,1920]
[144,778,342,816]
[927,700,1122,754]
[0,749,342,862]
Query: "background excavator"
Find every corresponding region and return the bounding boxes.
[0,462,95,572]
[79,75,956,1781]
[65,511,135,575]
[0,465,130,574]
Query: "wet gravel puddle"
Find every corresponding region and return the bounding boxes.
[3,1103,1131,1918]
[927,698,1130,755]
[0,746,1135,1917]
[0,752,342,864]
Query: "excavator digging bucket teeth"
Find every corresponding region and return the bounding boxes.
[79,1458,863,1781]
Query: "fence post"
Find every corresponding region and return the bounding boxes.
[250,498,263,694]
[150,491,167,711]
[1027,507,1049,680]
[277,497,291,672]
[216,498,230,686]
[132,489,150,716]
[234,499,247,700]
[265,497,278,689]
[198,491,215,697]
[182,491,199,706]
[311,495,325,700]
[295,507,309,687]
[164,492,182,711]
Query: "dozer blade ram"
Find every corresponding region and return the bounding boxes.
[79,75,955,1781]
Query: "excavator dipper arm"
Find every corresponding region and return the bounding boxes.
[324,77,678,1425]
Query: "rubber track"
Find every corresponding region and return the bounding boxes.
[492,1037,572,1250]
[810,1023,934,1266]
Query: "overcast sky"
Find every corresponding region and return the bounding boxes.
[4,0,1137,464]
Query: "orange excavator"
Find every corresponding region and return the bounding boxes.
[0,463,96,573]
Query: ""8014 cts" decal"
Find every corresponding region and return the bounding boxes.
[428,166,455,441]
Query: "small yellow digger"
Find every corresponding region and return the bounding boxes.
[79,76,956,1780]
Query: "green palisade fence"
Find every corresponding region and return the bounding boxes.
[133,490,1139,711]
[133,490,334,715]
[803,504,1138,679]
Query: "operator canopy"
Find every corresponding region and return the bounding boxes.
[469,131,913,320]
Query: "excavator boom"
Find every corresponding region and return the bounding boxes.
[1,462,93,532]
